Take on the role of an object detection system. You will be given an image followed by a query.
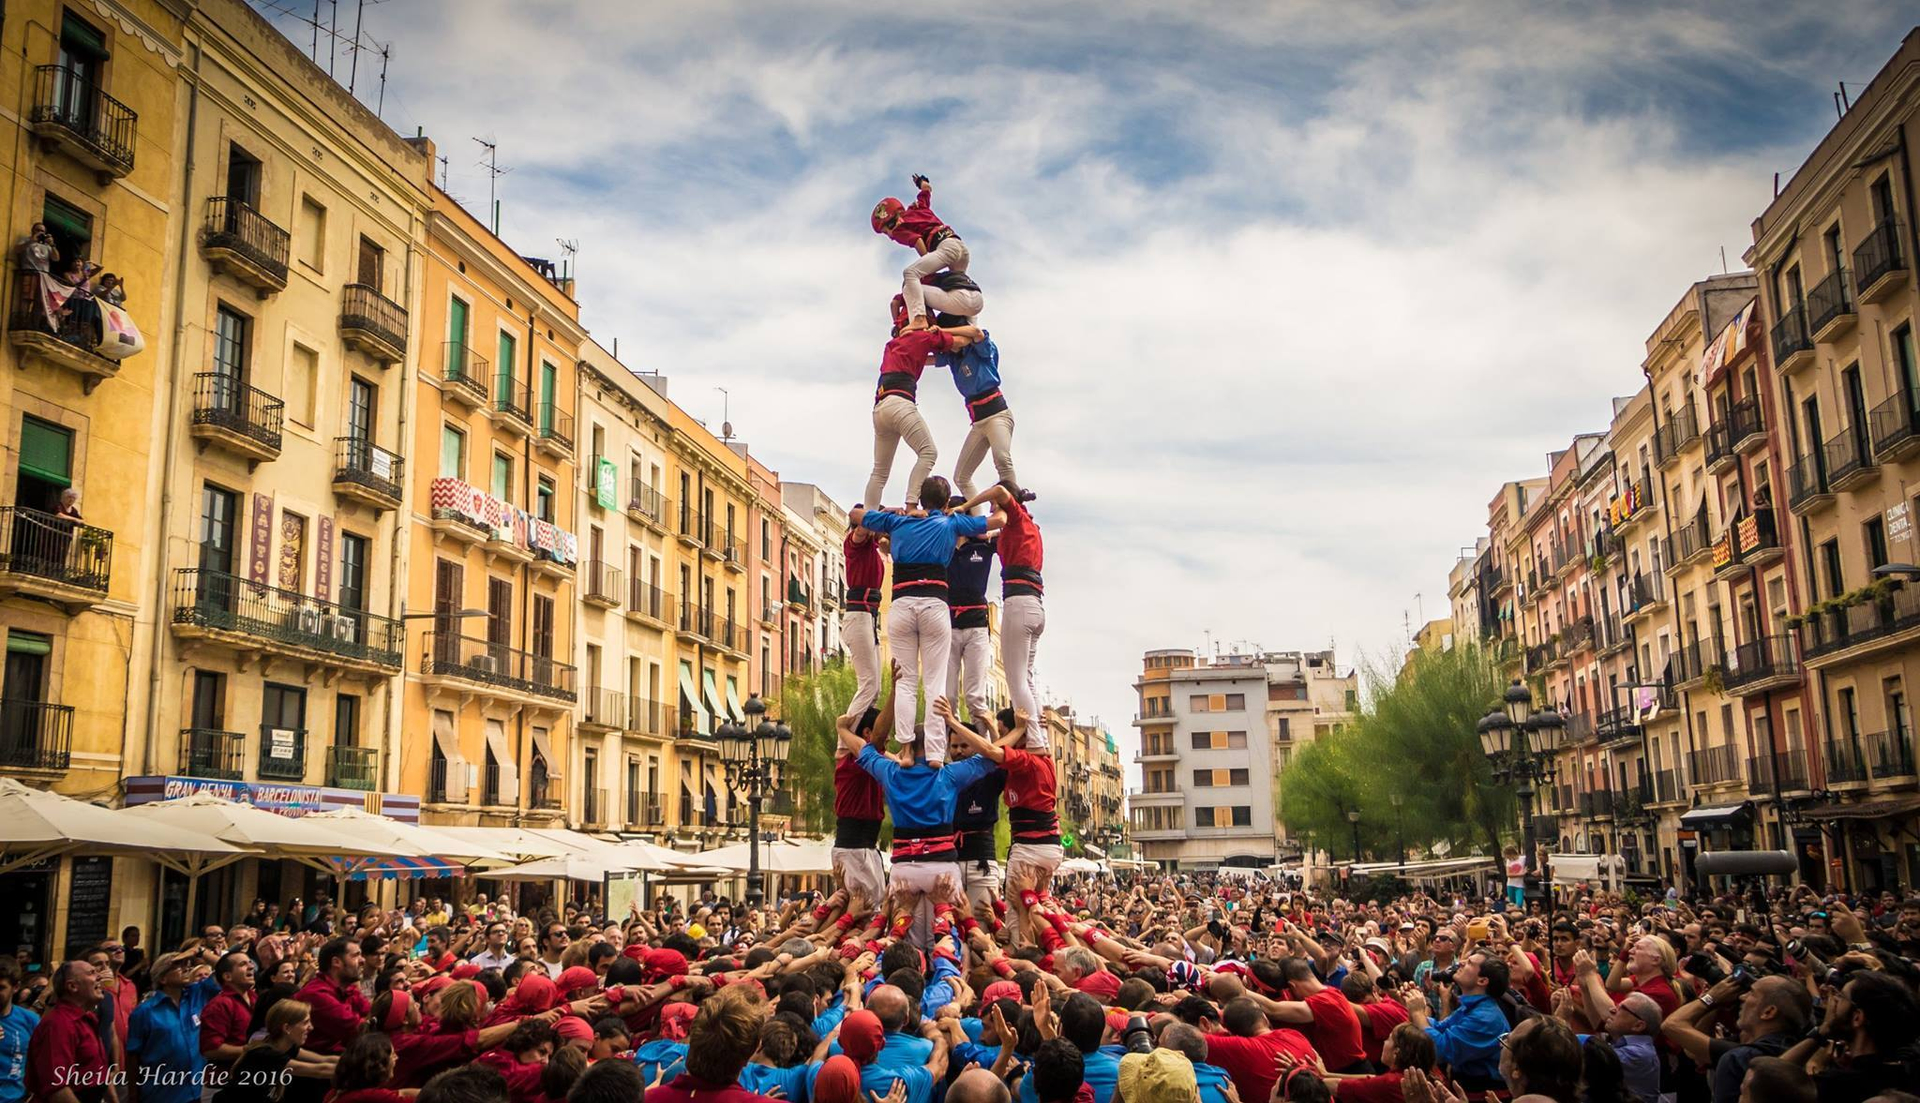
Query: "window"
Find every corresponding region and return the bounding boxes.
[1277,718,1291,741]
[1224,693,1246,710]
[356,236,384,291]
[225,143,261,207]
[213,305,250,383]
[491,453,512,501]
[55,13,107,104]
[1231,806,1252,827]
[536,476,556,522]
[338,532,368,612]
[1865,515,1890,572]
[1227,731,1247,749]
[297,196,326,270]
[1190,731,1210,750]
[17,416,72,513]
[199,484,240,574]
[286,343,318,427]
[538,361,558,433]
[1189,694,1208,712]
[347,376,375,443]
[1896,324,1918,405]
[440,426,466,480]
[334,693,360,748]
[532,595,554,659]
[496,331,517,398]
[761,519,771,559]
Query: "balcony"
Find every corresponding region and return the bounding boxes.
[1723,634,1801,696]
[676,601,710,644]
[720,534,745,573]
[1869,392,1920,463]
[1854,220,1909,305]
[1669,512,1714,570]
[338,283,408,364]
[0,506,111,609]
[1703,421,1737,475]
[332,438,404,512]
[440,342,490,410]
[632,791,667,828]
[190,373,283,467]
[1775,748,1811,794]
[1672,639,1719,690]
[491,376,533,437]
[326,745,379,791]
[1688,744,1740,787]
[1786,455,1832,513]
[788,577,813,611]
[429,758,452,804]
[1623,573,1666,623]
[1563,712,1594,744]
[1565,614,1596,653]
[1597,615,1632,657]
[676,509,705,549]
[625,696,665,738]
[1580,790,1614,819]
[581,687,626,731]
[1746,754,1776,797]
[1730,397,1767,454]
[1823,428,1876,492]
[1135,744,1180,763]
[1869,731,1917,783]
[1655,407,1702,468]
[1596,707,1640,747]
[712,617,747,655]
[531,779,563,812]
[170,567,403,675]
[582,787,610,828]
[1714,509,1785,578]
[1771,303,1814,374]
[1806,267,1855,344]
[1649,769,1685,806]
[1800,583,1920,666]
[256,725,306,782]
[28,66,135,179]
[419,630,577,705]
[178,728,244,780]
[8,268,124,389]
[535,403,574,459]
[700,519,726,562]
[627,580,669,627]
[201,198,289,295]
[1825,739,1871,787]
[1609,473,1657,532]
[627,481,669,531]
[584,560,622,609]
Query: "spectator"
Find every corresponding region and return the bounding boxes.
[1341,972,1409,1071]
[838,1008,948,1103]
[419,1064,511,1103]
[1156,1022,1234,1103]
[329,1032,403,1103]
[1666,974,1811,1103]
[124,951,222,1103]
[0,957,40,1103]
[647,989,778,1103]
[1118,1049,1198,1103]
[1018,992,1118,1103]
[1741,1057,1817,1103]
[294,938,369,1055]
[198,950,257,1098]
[1202,995,1318,1103]
[1788,971,1920,1103]
[210,996,317,1103]
[566,1060,645,1103]
[1029,1038,1084,1103]
[25,960,111,1103]
[1587,991,1661,1103]
[1404,953,1508,1090]
[1500,1017,1581,1103]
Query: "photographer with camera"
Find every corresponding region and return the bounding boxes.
[1662,966,1810,1103]
[1402,952,1509,1091]
[1779,971,1920,1103]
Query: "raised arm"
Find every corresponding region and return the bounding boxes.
[959,485,1013,515]
[935,698,1003,763]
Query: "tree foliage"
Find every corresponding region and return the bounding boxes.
[1278,642,1515,862]
[778,659,861,835]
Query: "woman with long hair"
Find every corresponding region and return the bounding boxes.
[380,982,528,1090]
[325,1032,404,1103]
[213,998,334,1103]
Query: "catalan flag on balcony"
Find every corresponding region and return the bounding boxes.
[1700,298,1757,388]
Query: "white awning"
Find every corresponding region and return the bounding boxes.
[702,671,728,727]
[725,680,746,724]
[532,726,561,782]
[485,718,519,803]
[432,710,467,803]
[678,666,708,736]
[1681,802,1753,825]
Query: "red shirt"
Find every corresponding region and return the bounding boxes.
[1302,986,1367,1071]
[26,1001,109,1103]
[883,191,950,250]
[878,329,953,387]
[1072,968,1121,1002]
[199,987,256,1057]
[393,1025,482,1088]
[477,1049,548,1103]
[648,1074,781,1103]
[1613,972,1681,1019]
[845,532,884,591]
[835,751,886,822]
[296,976,371,1055]
[996,499,1043,572]
[1205,1027,1317,1103]
[1335,1071,1408,1103]
[1357,997,1409,1066]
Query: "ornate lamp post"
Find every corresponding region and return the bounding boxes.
[1477,679,1564,920]
[716,693,791,907]
[1346,808,1362,865]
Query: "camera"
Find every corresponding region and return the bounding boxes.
[1431,963,1461,986]
[1123,1014,1153,1055]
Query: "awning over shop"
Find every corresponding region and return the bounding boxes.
[1795,794,1920,821]
[485,719,519,804]
[349,856,465,881]
[1681,802,1754,826]
[678,666,708,736]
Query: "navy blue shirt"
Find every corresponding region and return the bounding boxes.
[950,538,994,627]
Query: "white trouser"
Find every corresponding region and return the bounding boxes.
[842,610,881,720]
[866,396,937,509]
[1002,594,1047,749]
[831,846,887,914]
[953,410,1017,501]
[889,595,952,763]
[945,625,992,729]
[902,237,970,322]
[891,859,961,949]
[962,855,1003,913]
[920,283,984,321]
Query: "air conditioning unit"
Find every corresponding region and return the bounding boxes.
[331,616,359,643]
[296,606,323,635]
[468,653,499,675]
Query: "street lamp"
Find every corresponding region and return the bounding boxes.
[1477,679,1563,920]
[1389,792,1406,871]
[716,693,791,907]
[1346,808,1362,865]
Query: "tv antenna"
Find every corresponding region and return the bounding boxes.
[473,137,510,233]
[556,238,578,284]
[715,387,733,440]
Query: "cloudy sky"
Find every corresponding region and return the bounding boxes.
[267,1,1911,763]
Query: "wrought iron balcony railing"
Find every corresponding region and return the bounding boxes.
[29,65,135,175]
[420,630,577,701]
[0,505,111,596]
[170,566,403,669]
[203,198,290,284]
[0,699,72,771]
[179,727,245,780]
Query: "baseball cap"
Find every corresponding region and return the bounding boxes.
[1120,1050,1197,1103]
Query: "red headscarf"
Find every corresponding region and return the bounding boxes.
[840,1010,885,1065]
[814,1055,862,1103]
[657,1002,698,1041]
[642,948,689,983]
[555,966,599,1001]
[482,973,556,1027]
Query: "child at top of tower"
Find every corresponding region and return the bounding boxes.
[872,174,970,333]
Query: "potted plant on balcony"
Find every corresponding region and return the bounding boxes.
[1702,665,1726,695]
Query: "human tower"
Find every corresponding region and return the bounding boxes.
[826,175,1058,948]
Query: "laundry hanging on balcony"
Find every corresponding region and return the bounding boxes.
[23,271,144,360]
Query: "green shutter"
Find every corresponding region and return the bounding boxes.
[18,418,72,486]
[61,13,109,59]
[445,298,469,377]
[439,427,463,480]
[42,196,92,244]
[539,362,556,431]
[6,631,52,656]
[496,332,515,394]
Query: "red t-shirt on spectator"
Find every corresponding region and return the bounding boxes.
[1206,1028,1318,1103]
[199,988,256,1057]
[1303,986,1367,1071]
[1357,997,1410,1067]
[1335,1071,1408,1103]
[25,1002,109,1102]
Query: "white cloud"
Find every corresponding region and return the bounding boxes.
[262,0,1915,765]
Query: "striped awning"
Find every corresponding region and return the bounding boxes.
[346,855,466,881]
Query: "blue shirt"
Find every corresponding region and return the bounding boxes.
[0,1004,40,1103]
[859,510,987,566]
[826,1032,934,1072]
[1583,1033,1658,1103]
[1194,1061,1234,1103]
[1018,1045,1123,1103]
[813,1003,848,1039]
[634,1039,689,1084]
[124,978,221,1103]
[858,746,997,832]
[938,334,1001,399]
[1424,994,1507,1084]
[742,1062,814,1102]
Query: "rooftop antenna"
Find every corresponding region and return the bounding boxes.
[1720,246,1729,274]
[375,45,390,115]
[715,387,733,440]
[473,137,509,234]
[310,0,320,61]
[556,238,578,284]
[436,154,448,190]
[327,0,338,77]
[347,0,365,93]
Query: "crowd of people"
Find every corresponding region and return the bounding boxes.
[10,871,1920,1103]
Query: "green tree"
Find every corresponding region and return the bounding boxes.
[778,659,861,834]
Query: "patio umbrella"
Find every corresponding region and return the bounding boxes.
[483,853,643,883]
[692,839,836,874]
[0,778,252,879]
[614,839,710,869]
[303,808,510,880]
[428,826,576,862]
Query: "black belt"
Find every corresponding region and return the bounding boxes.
[834,817,882,850]
[875,371,918,404]
[1002,565,1043,599]
[1010,806,1060,845]
[932,270,978,293]
[893,562,948,603]
[957,828,997,865]
[951,601,989,630]
[845,585,882,613]
[924,226,958,250]
[965,388,1009,423]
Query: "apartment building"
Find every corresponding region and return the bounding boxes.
[1042,706,1124,845]
[1749,29,1920,891]
[0,0,184,952]
[780,482,848,664]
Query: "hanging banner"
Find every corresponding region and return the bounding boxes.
[316,516,334,600]
[596,457,619,511]
[248,492,274,588]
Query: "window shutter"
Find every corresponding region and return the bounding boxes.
[18,418,72,486]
